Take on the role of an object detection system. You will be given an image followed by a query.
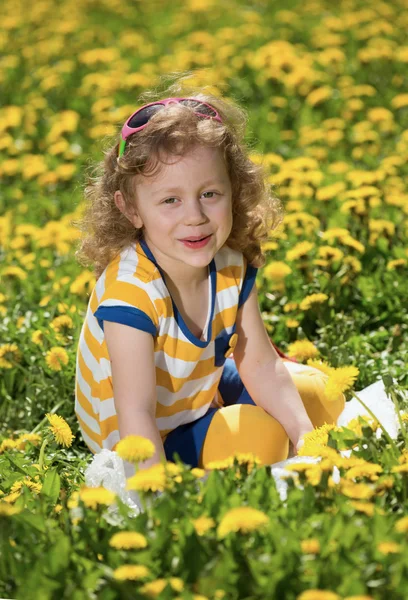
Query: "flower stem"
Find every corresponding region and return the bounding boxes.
[349,390,399,460]
[383,385,408,449]
[38,438,49,470]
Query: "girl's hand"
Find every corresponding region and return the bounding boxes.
[295,437,306,453]
[292,427,314,455]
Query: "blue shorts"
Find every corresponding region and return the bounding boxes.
[163,358,256,469]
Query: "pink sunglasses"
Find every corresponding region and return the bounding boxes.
[118,97,223,158]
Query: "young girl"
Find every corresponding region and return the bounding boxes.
[74,90,345,478]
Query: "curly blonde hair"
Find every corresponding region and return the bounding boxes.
[73,74,284,280]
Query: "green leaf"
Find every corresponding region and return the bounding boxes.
[46,532,71,576]
[14,511,47,534]
[41,468,61,504]
[5,454,31,476]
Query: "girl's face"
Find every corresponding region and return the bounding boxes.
[116,145,233,282]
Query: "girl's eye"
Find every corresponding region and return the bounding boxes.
[163,192,217,204]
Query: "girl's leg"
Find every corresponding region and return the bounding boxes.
[198,357,345,468]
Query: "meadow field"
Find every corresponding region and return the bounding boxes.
[1,0,408,598]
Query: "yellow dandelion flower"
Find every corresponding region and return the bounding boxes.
[347,416,379,437]
[163,462,183,478]
[299,293,329,311]
[116,435,155,464]
[324,366,359,400]
[316,182,346,201]
[191,468,206,478]
[192,515,216,536]
[297,590,341,600]
[398,450,408,464]
[387,258,406,271]
[16,316,26,329]
[170,579,185,593]
[286,319,300,328]
[45,413,75,447]
[2,491,21,504]
[317,247,344,262]
[15,433,42,450]
[205,457,235,470]
[109,531,148,549]
[113,564,150,580]
[10,477,42,495]
[283,302,299,313]
[54,504,63,514]
[297,425,340,457]
[304,464,324,485]
[286,241,314,261]
[0,438,19,453]
[339,456,375,469]
[391,93,408,109]
[344,596,374,600]
[1,266,27,280]
[45,347,69,371]
[391,463,408,474]
[263,261,292,280]
[67,491,80,510]
[301,538,320,554]
[147,577,183,596]
[0,343,22,369]
[217,506,269,538]
[261,240,279,252]
[233,452,262,473]
[306,86,333,107]
[79,486,116,510]
[287,340,319,361]
[377,541,402,554]
[39,295,52,307]
[0,501,22,516]
[375,476,394,493]
[126,464,168,492]
[395,516,408,533]
[31,330,44,345]
[50,315,74,334]
[340,481,375,500]
[306,359,335,376]
[350,501,375,517]
[139,579,168,597]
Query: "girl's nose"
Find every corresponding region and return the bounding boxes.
[184,200,208,225]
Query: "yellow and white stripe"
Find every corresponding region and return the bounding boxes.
[74,240,247,453]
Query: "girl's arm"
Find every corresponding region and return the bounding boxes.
[104,321,167,478]
[234,287,314,450]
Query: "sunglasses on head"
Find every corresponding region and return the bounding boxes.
[118,97,223,158]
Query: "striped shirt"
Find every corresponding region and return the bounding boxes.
[74,238,257,454]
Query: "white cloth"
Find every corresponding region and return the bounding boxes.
[83,377,407,513]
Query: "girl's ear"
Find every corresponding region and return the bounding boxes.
[114,190,143,229]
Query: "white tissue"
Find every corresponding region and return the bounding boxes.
[84,449,143,520]
[83,378,407,510]
[336,378,402,438]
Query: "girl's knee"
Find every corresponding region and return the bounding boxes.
[282,360,345,428]
[200,404,289,468]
